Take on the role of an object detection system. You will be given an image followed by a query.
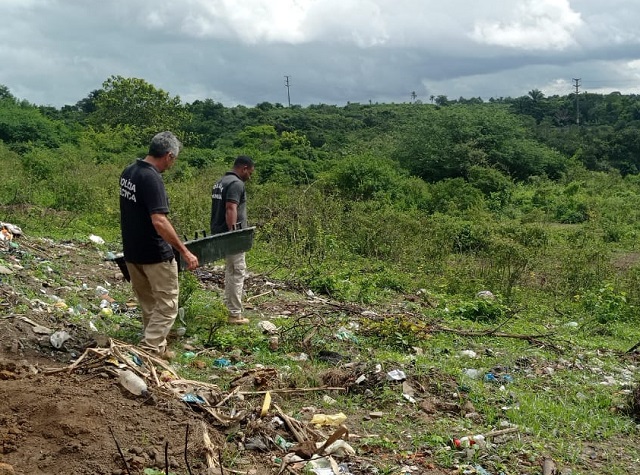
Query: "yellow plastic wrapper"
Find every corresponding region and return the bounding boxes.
[310,412,347,426]
[260,391,272,417]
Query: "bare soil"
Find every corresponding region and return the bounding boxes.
[0,236,451,475]
[0,237,277,475]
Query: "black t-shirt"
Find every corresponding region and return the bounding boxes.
[119,159,174,264]
[210,171,247,234]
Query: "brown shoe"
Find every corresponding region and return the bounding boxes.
[228,315,249,325]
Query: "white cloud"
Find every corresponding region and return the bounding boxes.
[173,0,391,46]
[628,59,640,72]
[1,0,640,107]
[180,0,309,43]
[471,0,583,50]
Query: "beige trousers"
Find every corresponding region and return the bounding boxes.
[126,260,179,354]
[224,252,246,316]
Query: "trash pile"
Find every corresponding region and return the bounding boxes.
[55,338,362,474]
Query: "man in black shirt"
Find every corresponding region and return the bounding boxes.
[210,155,254,324]
[120,131,198,358]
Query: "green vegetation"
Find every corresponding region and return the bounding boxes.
[2,80,640,474]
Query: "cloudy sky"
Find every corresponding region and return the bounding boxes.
[2,0,640,108]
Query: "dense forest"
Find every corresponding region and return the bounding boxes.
[2,76,640,318]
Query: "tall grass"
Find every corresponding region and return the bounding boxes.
[5,138,640,309]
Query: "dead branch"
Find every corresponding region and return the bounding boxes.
[273,403,308,443]
[434,325,564,352]
[626,340,640,354]
[218,448,224,475]
[215,386,240,407]
[164,441,170,474]
[246,290,273,302]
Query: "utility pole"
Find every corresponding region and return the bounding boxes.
[284,76,291,107]
[573,78,581,125]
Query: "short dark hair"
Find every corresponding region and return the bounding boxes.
[234,155,254,168]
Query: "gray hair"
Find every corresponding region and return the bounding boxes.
[148,131,182,158]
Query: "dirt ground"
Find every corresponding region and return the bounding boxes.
[0,351,237,475]
[0,234,454,475]
[0,236,280,475]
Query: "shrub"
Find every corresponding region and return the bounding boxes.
[452,297,507,323]
[184,289,228,346]
[577,283,633,324]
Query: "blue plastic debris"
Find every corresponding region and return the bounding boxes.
[484,372,513,384]
[130,353,143,367]
[213,358,231,367]
[474,464,492,475]
[182,393,206,405]
[484,373,498,382]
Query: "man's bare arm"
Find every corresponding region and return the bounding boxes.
[225,202,238,230]
[151,213,199,270]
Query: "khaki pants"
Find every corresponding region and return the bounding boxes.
[224,252,246,316]
[126,260,179,354]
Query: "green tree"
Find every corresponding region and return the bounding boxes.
[0,100,69,147]
[185,99,231,148]
[324,153,407,202]
[0,84,16,102]
[435,95,449,106]
[235,124,278,152]
[90,76,191,141]
[394,105,569,182]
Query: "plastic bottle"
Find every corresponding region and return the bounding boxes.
[118,369,148,396]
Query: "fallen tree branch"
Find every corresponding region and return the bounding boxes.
[246,290,273,302]
[164,440,170,475]
[215,386,240,407]
[433,325,564,352]
[274,403,309,443]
